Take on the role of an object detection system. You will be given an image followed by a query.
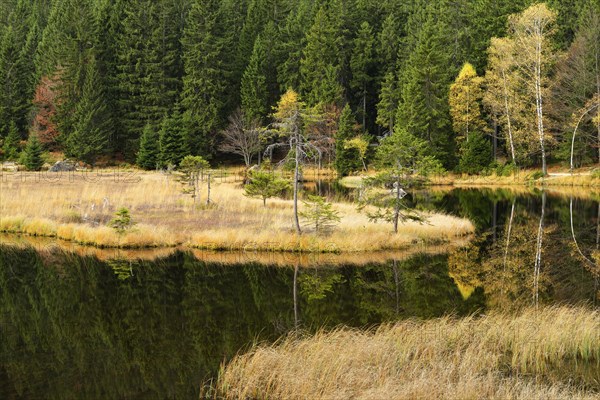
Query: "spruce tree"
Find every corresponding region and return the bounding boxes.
[300,7,343,106]
[376,72,399,134]
[334,104,361,176]
[181,0,231,156]
[36,0,97,144]
[350,21,375,131]
[396,11,455,168]
[159,107,188,168]
[277,1,314,92]
[67,57,112,165]
[2,121,21,160]
[115,0,170,158]
[241,35,268,123]
[377,13,402,74]
[458,131,492,174]
[136,123,160,170]
[0,1,38,138]
[22,134,44,171]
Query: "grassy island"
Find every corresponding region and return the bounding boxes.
[0,171,473,252]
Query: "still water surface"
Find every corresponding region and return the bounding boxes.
[0,188,598,398]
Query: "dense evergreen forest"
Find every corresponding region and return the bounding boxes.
[0,0,599,173]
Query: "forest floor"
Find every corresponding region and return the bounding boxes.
[0,169,473,251]
[213,306,600,400]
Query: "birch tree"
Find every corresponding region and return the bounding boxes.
[508,4,557,175]
[484,37,518,164]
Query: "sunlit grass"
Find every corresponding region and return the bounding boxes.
[214,306,600,399]
[1,171,473,251]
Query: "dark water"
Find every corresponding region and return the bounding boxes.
[0,188,598,399]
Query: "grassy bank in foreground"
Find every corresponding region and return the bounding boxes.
[214,307,599,399]
[0,172,473,252]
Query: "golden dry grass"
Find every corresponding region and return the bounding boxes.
[0,232,471,266]
[0,171,473,251]
[214,306,600,400]
[429,166,600,188]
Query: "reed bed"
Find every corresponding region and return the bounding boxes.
[1,171,473,251]
[215,306,600,399]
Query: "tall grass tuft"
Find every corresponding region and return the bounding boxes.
[214,306,600,399]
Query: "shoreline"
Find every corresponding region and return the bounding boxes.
[0,214,473,253]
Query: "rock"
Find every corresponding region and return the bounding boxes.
[1,161,19,172]
[49,160,77,172]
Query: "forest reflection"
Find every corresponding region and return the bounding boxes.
[0,188,598,399]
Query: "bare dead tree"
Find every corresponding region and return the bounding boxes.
[219,109,263,167]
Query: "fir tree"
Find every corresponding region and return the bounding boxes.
[159,107,188,167]
[241,35,268,123]
[136,123,160,170]
[2,121,21,160]
[66,57,112,165]
[22,134,44,171]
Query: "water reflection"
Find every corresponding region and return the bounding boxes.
[0,187,598,399]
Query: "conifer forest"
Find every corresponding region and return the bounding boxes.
[1,0,599,173]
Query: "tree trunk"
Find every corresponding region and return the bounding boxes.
[534,34,547,176]
[293,264,299,328]
[393,176,400,234]
[533,191,545,309]
[206,173,211,205]
[503,199,516,274]
[501,70,516,164]
[293,134,302,235]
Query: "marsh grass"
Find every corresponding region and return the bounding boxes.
[214,306,600,399]
[1,171,473,251]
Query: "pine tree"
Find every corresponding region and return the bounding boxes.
[2,121,21,160]
[334,104,361,176]
[241,35,268,123]
[66,57,112,165]
[159,107,189,167]
[350,21,375,131]
[181,0,231,156]
[22,134,44,171]
[136,123,160,170]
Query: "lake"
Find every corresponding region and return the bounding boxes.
[1,187,598,399]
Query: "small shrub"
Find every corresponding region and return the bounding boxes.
[591,169,600,179]
[110,208,134,234]
[299,195,341,234]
